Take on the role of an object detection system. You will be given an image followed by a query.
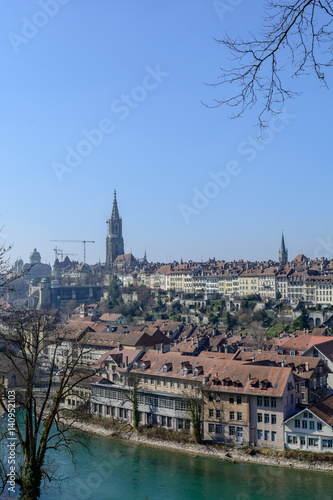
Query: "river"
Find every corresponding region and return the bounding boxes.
[30,431,333,500]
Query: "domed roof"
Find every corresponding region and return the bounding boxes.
[40,277,50,283]
[30,248,41,264]
[30,248,41,258]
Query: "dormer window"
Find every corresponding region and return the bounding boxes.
[182,367,188,376]
[260,379,271,390]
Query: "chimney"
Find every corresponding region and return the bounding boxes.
[281,360,284,367]
[125,356,129,367]
[305,362,309,372]
[248,373,251,381]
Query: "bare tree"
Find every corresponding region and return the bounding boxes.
[0,309,95,500]
[207,1,333,127]
[247,321,267,349]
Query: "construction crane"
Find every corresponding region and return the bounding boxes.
[53,247,78,262]
[50,240,95,264]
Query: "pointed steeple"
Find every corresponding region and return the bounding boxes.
[281,232,286,253]
[111,189,120,219]
[279,231,288,265]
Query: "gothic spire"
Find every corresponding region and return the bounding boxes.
[281,231,286,253]
[111,189,120,220]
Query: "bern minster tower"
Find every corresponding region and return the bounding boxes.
[106,190,124,269]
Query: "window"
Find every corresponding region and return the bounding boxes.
[184,383,188,390]
[323,440,333,448]
[293,436,298,444]
[237,396,242,405]
[170,381,174,388]
[308,413,313,418]
[178,419,184,430]
[264,430,269,441]
[257,396,262,406]
[164,380,168,387]
[317,422,323,431]
[257,413,263,423]
[208,423,215,433]
[271,398,276,408]
[229,426,236,436]
[229,396,234,404]
[287,435,293,444]
[308,438,318,447]
[144,377,148,384]
[237,412,242,421]
[157,379,161,386]
[309,421,315,430]
[209,409,214,418]
[167,417,172,428]
[302,420,307,429]
[216,424,222,434]
[264,397,269,407]
[209,393,214,401]
[216,395,221,403]
[271,414,277,425]
[257,430,262,440]
[216,410,221,419]
[300,436,305,446]
[264,414,269,424]
[177,382,181,388]
[162,416,166,427]
[304,412,308,418]
[230,411,235,421]
[150,378,154,385]
[271,431,276,442]
[185,420,191,431]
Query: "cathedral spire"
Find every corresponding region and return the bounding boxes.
[111,189,120,220]
[281,232,286,253]
[279,231,288,265]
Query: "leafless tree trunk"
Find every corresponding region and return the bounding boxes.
[0,309,95,499]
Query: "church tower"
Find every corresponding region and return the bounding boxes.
[106,190,124,269]
[279,232,288,265]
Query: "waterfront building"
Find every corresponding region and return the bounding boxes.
[89,351,296,449]
[284,394,333,452]
[303,339,333,392]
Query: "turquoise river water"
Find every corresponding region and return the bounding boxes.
[29,431,333,500]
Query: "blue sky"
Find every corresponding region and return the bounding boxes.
[0,0,332,266]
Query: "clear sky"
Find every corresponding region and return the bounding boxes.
[0,1,332,266]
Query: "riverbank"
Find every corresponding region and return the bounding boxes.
[68,418,333,472]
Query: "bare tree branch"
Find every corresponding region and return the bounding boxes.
[205,0,333,128]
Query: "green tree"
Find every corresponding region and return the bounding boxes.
[226,312,237,331]
[184,389,203,444]
[294,305,311,330]
[124,375,140,431]
[108,275,122,309]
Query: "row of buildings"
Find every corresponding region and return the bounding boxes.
[85,345,333,453]
[116,252,333,307]
[42,313,333,453]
